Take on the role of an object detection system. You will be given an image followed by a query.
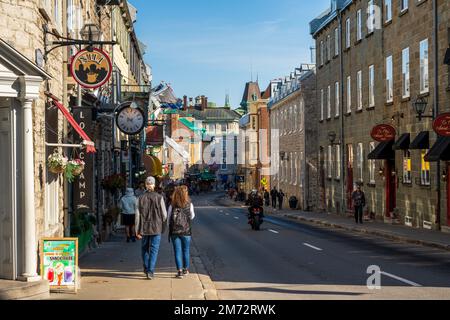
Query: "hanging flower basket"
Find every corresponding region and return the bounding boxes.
[47,152,68,174]
[65,159,86,183]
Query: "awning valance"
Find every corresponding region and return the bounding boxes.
[393,133,410,150]
[410,131,430,150]
[424,137,450,162]
[368,141,395,160]
[45,92,96,153]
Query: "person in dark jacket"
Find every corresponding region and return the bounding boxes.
[352,183,366,224]
[135,176,168,280]
[263,189,270,207]
[277,190,285,210]
[270,187,278,208]
[168,185,195,278]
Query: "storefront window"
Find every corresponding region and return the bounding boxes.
[403,150,411,183]
[421,150,430,185]
[369,142,376,184]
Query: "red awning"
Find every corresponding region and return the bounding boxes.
[45,92,96,153]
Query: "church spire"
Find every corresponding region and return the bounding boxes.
[225,93,231,109]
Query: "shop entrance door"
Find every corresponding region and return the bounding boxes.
[385,159,396,218]
[0,106,15,279]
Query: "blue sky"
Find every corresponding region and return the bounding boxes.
[131,0,330,108]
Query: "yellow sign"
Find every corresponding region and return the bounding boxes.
[261,178,268,186]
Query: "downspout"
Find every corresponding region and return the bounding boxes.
[433,0,441,231]
[338,9,346,215]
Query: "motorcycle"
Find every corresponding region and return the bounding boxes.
[248,206,264,231]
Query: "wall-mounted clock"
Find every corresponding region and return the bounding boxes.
[116,101,145,135]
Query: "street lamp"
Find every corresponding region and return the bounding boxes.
[80,23,102,50]
[412,96,432,121]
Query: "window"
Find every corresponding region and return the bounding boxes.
[402,47,410,98]
[420,39,429,94]
[403,150,412,183]
[347,76,352,113]
[401,0,408,12]
[357,70,363,110]
[335,27,339,56]
[385,0,392,22]
[369,65,375,107]
[335,81,340,117]
[54,0,62,31]
[320,41,324,66]
[346,18,351,48]
[294,152,298,185]
[336,145,341,179]
[300,152,304,187]
[327,35,331,61]
[67,0,74,32]
[368,0,375,34]
[386,55,393,103]
[328,145,333,178]
[369,142,376,183]
[290,153,294,184]
[357,143,364,182]
[327,85,331,119]
[321,89,324,120]
[357,10,362,41]
[421,150,431,185]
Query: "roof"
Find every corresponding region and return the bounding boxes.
[179,118,204,132]
[240,82,261,107]
[310,0,353,38]
[179,108,241,122]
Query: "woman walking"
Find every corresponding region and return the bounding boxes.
[168,185,195,278]
[119,188,138,243]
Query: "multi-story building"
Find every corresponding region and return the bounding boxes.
[269,65,318,210]
[310,0,450,231]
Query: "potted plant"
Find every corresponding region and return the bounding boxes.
[65,159,85,183]
[101,174,126,193]
[47,152,68,174]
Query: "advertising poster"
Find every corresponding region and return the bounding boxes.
[40,238,78,293]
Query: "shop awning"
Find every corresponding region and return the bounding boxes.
[143,154,163,177]
[393,133,410,150]
[410,131,430,150]
[368,141,395,160]
[45,92,96,153]
[424,137,450,162]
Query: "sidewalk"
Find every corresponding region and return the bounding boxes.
[217,196,450,252]
[50,231,218,300]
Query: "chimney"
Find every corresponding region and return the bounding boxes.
[201,95,206,110]
[205,97,208,109]
[183,95,188,110]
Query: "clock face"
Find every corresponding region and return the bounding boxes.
[116,105,145,135]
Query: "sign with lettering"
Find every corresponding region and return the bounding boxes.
[433,113,450,137]
[40,238,78,293]
[70,48,112,89]
[72,107,94,211]
[371,124,396,142]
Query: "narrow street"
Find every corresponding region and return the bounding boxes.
[54,193,450,300]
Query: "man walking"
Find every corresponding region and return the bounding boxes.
[136,176,168,280]
[270,187,278,209]
[264,189,270,207]
[278,189,285,210]
[352,183,366,224]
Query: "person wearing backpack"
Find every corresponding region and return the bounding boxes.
[168,185,195,279]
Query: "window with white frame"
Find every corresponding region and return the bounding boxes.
[385,0,392,23]
[346,18,351,48]
[321,89,324,120]
[369,142,376,183]
[294,152,298,185]
[335,27,339,56]
[357,9,362,41]
[290,153,294,184]
[336,145,341,179]
[357,70,363,110]
[347,76,352,113]
[54,0,62,32]
[335,81,340,117]
[328,145,333,178]
[327,35,331,61]
[386,55,393,103]
[357,143,364,182]
[300,99,305,131]
[420,39,429,94]
[67,0,74,33]
[320,41,324,66]
[327,85,331,119]
[369,65,375,107]
[401,0,408,12]
[368,0,375,34]
[403,150,412,183]
[300,152,304,187]
[421,150,430,185]
[402,47,410,98]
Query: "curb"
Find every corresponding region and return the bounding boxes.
[215,196,450,252]
[191,240,219,301]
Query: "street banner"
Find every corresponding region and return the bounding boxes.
[70,48,112,89]
[40,238,78,293]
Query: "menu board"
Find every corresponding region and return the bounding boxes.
[40,238,78,293]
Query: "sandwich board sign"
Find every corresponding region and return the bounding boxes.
[40,238,78,293]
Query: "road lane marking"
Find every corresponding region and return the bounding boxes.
[225,213,230,216]
[268,229,279,234]
[234,217,239,220]
[380,271,422,287]
[303,243,323,251]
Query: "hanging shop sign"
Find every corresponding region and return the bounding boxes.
[433,113,450,137]
[371,124,396,142]
[70,48,112,89]
[40,238,78,293]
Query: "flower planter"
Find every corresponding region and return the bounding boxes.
[72,165,85,176]
[49,165,66,174]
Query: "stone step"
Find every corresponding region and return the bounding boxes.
[0,279,49,300]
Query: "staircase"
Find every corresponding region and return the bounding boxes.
[0,279,49,300]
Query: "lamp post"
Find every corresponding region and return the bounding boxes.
[412,96,432,121]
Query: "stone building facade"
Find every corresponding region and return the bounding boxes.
[269,66,318,210]
[310,0,450,231]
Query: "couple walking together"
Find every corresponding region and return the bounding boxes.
[123,176,195,280]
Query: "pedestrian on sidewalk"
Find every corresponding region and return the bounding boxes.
[168,185,195,279]
[352,183,366,224]
[264,189,270,207]
[278,190,285,210]
[134,181,146,198]
[135,176,168,280]
[270,187,278,209]
[119,188,138,243]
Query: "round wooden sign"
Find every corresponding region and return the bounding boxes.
[433,113,450,137]
[371,124,396,142]
[70,48,112,89]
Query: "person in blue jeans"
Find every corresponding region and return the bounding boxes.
[135,176,167,280]
[168,185,195,278]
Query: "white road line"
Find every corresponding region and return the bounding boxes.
[303,243,323,251]
[225,213,230,216]
[380,271,422,287]
[234,217,239,220]
[268,229,279,234]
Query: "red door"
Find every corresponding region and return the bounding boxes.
[346,145,354,211]
[385,159,396,218]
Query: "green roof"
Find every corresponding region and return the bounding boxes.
[179,118,204,132]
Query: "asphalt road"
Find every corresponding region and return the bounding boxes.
[191,193,450,300]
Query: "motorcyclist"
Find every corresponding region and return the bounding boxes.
[247,190,264,224]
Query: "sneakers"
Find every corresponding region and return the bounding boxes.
[146,272,154,280]
[182,269,189,276]
[176,270,184,279]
